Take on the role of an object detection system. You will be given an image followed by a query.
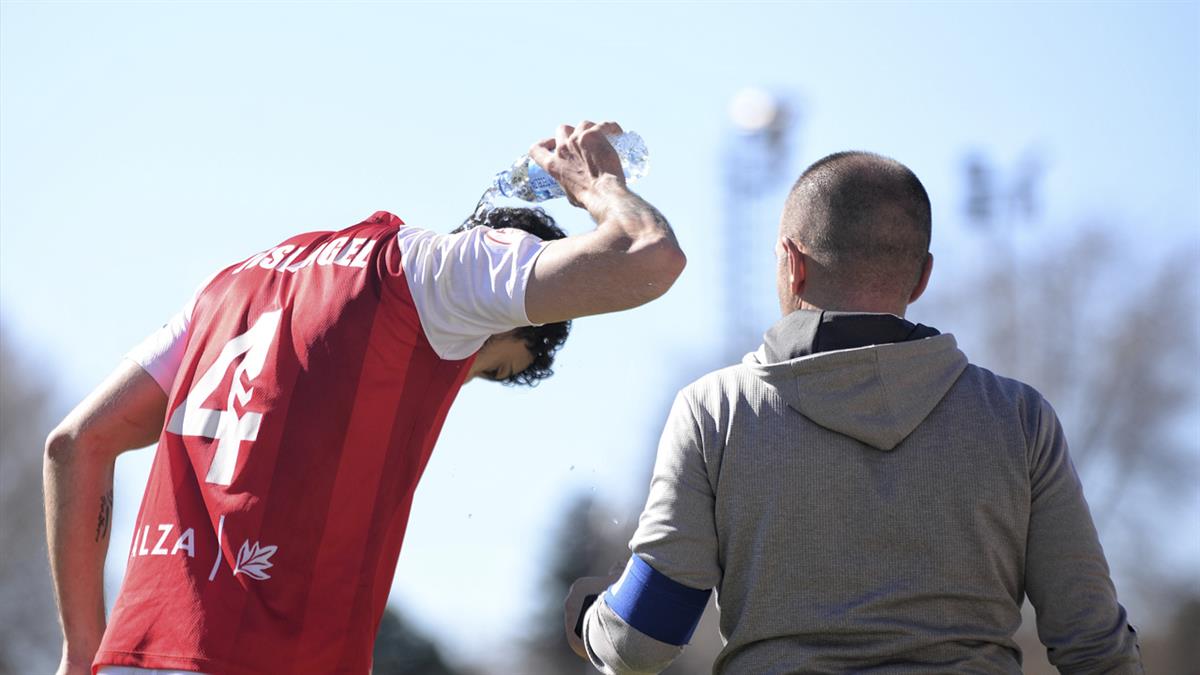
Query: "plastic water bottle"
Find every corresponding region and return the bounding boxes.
[492,132,650,202]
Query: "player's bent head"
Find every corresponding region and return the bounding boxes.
[456,206,571,387]
[456,205,567,241]
[781,151,932,307]
[488,320,570,386]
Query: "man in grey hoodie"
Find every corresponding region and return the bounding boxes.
[564,152,1143,674]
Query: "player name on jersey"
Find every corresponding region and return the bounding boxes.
[232,236,377,275]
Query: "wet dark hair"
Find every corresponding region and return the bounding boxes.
[453,206,571,387]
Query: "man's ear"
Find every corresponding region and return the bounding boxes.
[783,237,807,298]
[908,253,934,304]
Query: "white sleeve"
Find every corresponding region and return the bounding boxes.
[124,274,212,394]
[397,225,550,360]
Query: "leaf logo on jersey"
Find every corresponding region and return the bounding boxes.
[233,540,277,581]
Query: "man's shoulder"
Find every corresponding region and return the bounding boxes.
[688,359,758,385]
[951,361,1058,440]
[956,361,1048,406]
[674,361,764,411]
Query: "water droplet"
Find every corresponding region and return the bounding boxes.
[611,519,620,525]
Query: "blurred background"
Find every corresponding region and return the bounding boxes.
[2,2,1197,673]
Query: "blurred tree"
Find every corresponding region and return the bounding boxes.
[0,322,62,674]
[517,494,629,674]
[945,156,1199,588]
[372,604,471,675]
[934,152,1200,667]
[1165,595,1200,674]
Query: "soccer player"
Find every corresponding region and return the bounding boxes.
[566,152,1142,673]
[44,121,685,675]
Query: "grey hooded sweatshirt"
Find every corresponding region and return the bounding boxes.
[583,311,1141,674]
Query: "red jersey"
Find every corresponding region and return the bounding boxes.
[96,211,548,674]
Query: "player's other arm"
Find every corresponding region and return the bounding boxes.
[525,121,686,324]
[44,361,168,675]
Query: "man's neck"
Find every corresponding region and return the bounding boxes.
[791,297,907,318]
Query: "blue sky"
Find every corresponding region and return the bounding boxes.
[3,1,1197,667]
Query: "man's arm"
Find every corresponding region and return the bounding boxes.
[44,360,167,675]
[525,121,686,324]
[1023,396,1142,673]
[565,390,719,674]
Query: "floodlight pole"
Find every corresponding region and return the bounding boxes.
[720,89,797,363]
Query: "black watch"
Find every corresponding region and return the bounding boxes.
[573,593,600,639]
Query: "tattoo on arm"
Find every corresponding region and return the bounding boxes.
[638,197,678,246]
[608,192,674,238]
[632,193,670,229]
[647,203,670,230]
[95,490,113,542]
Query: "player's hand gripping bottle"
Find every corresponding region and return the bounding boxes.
[493,132,650,202]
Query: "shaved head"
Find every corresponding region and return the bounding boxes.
[780,151,931,309]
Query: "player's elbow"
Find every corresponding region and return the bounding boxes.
[45,424,80,467]
[627,236,687,304]
[650,238,687,287]
[44,421,109,467]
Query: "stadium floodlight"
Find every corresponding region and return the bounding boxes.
[720,87,800,362]
[729,87,782,134]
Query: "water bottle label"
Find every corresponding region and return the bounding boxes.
[526,169,562,194]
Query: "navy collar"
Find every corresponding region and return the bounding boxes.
[763,309,940,363]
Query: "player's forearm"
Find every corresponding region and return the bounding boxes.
[44,427,116,665]
[583,176,686,294]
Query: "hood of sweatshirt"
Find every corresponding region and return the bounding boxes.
[743,310,968,451]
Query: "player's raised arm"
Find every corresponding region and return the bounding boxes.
[524,121,686,325]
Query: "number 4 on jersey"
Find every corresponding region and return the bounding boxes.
[167,310,281,486]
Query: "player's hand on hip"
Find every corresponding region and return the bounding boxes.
[528,120,627,209]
